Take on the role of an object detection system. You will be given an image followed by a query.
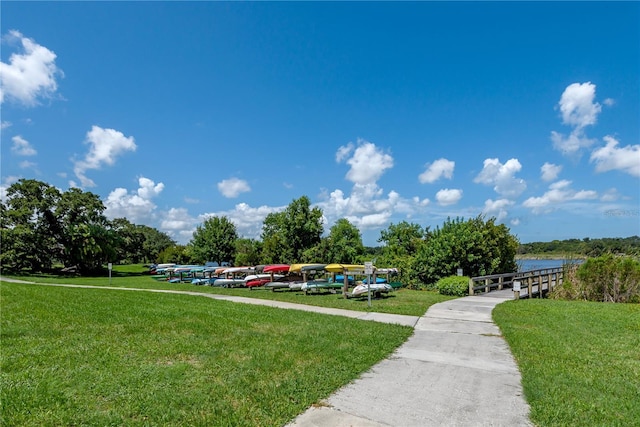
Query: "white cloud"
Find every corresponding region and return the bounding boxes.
[137,176,164,199]
[335,142,354,162]
[590,135,640,177]
[540,162,562,182]
[18,160,37,169]
[104,176,164,223]
[551,82,602,155]
[73,126,137,187]
[217,177,251,198]
[1,121,12,130]
[482,198,514,222]
[200,203,284,241]
[474,158,526,198]
[316,184,428,232]
[161,207,194,231]
[412,196,430,206]
[336,138,394,185]
[347,212,392,229]
[558,82,601,129]
[0,175,21,202]
[551,129,595,155]
[419,158,455,184]
[0,30,62,106]
[10,135,36,156]
[435,188,463,206]
[600,188,620,202]
[161,207,198,242]
[603,98,615,107]
[523,180,598,213]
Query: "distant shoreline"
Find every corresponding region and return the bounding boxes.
[516,254,587,260]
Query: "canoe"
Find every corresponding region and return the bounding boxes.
[221,266,255,275]
[264,274,304,291]
[289,263,325,273]
[246,278,272,289]
[245,274,284,288]
[301,279,343,294]
[361,277,387,284]
[263,264,291,273]
[288,281,305,291]
[264,281,295,291]
[213,278,246,288]
[324,264,367,274]
[349,282,393,298]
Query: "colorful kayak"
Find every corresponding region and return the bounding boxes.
[263,264,291,273]
[349,282,393,298]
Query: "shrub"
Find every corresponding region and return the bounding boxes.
[412,215,518,285]
[550,255,640,303]
[435,275,469,296]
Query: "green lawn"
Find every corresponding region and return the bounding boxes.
[6,266,639,426]
[1,282,413,426]
[493,299,640,427]
[3,265,455,317]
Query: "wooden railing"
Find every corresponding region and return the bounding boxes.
[468,267,565,299]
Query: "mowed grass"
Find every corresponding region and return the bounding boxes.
[4,265,455,317]
[1,282,413,426]
[493,299,640,427]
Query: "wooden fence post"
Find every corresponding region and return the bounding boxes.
[469,278,474,295]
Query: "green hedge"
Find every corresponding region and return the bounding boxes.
[435,275,469,296]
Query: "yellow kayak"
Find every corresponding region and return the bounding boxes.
[289,263,326,273]
[324,264,366,274]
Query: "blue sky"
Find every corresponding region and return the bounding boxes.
[2,1,639,246]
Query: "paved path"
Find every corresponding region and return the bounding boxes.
[287,290,532,427]
[2,278,531,426]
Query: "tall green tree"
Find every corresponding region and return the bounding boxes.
[1,179,61,272]
[377,221,426,286]
[137,224,175,263]
[234,238,262,267]
[261,196,323,263]
[412,215,518,285]
[190,216,238,265]
[54,187,116,273]
[260,211,288,264]
[157,245,192,264]
[1,179,118,273]
[325,218,364,263]
[111,218,145,264]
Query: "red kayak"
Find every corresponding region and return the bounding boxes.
[263,264,291,273]
[246,278,271,288]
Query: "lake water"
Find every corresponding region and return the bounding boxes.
[517,258,581,272]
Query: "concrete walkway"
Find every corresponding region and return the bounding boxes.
[3,278,531,426]
[287,291,532,427]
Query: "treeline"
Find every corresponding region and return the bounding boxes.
[2,179,520,286]
[518,236,640,257]
[1,179,175,274]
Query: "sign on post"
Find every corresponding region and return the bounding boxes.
[108,263,113,285]
[513,280,521,299]
[364,262,374,275]
[364,262,374,307]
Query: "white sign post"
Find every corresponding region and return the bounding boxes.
[513,280,521,299]
[108,262,113,285]
[364,261,374,307]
